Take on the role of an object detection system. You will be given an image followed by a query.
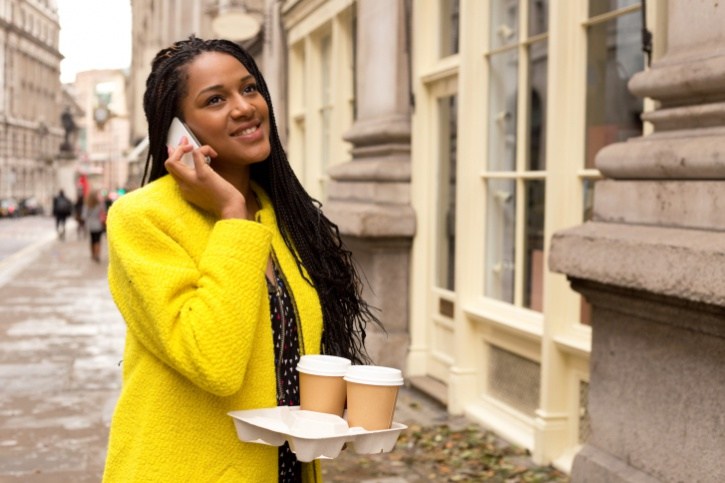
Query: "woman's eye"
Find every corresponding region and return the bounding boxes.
[206,95,223,106]
[243,84,258,95]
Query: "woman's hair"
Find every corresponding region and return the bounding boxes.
[85,189,100,209]
[143,36,380,364]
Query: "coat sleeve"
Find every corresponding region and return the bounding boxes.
[107,198,272,397]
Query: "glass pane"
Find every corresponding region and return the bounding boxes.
[351,6,358,120]
[440,0,460,57]
[589,0,639,17]
[320,35,331,104]
[582,178,596,221]
[490,0,519,49]
[528,40,548,170]
[320,107,331,171]
[436,95,458,290]
[320,35,331,173]
[485,178,516,303]
[585,12,643,169]
[523,179,545,311]
[528,0,548,36]
[580,297,592,325]
[488,49,518,171]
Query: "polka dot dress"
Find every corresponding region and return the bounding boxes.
[267,265,302,483]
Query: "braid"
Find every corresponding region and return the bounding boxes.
[143,36,381,364]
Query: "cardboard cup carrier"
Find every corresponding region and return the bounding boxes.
[344,365,404,431]
[296,355,351,417]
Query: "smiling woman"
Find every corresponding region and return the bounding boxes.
[101,36,381,483]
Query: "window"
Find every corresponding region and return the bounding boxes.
[585,0,643,169]
[484,0,548,310]
[436,95,457,290]
[410,0,657,468]
[439,0,460,57]
[286,5,355,201]
[579,0,644,324]
[319,34,332,179]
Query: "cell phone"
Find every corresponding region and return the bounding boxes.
[167,117,204,168]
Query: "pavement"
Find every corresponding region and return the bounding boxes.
[0,219,461,482]
[0,221,124,482]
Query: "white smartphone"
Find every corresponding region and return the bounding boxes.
[167,117,204,168]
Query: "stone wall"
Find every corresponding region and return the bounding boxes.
[549,1,725,481]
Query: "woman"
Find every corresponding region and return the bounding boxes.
[102,36,379,482]
[74,194,86,240]
[83,189,105,261]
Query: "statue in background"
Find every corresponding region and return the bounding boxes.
[60,106,77,153]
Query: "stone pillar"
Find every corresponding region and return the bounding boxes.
[262,0,287,145]
[55,152,78,204]
[549,2,725,481]
[323,0,414,369]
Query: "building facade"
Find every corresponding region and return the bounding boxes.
[549,1,725,480]
[276,0,665,473]
[71,69,132,194]
[0,0,65,211]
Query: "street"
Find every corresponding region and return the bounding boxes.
[0,217,58,286]
[0,216,124,482]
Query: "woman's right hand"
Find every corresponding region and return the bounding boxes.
[164,139,248,220]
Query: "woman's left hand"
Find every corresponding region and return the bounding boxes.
[164,140,248,220]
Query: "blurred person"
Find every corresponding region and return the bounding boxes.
[102,36,380,483]
[51,189,72,239]
[83,190,106,262]
[74,193,86,240]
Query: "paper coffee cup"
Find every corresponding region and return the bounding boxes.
[296,355,351,417]
[344,365,404,431]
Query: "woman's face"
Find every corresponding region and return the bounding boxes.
[179,51,271,170]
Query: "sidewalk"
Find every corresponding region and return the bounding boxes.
[0,231,124,482]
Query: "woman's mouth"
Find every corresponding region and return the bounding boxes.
[232,124,259,137]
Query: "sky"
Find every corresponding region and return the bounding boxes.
[57,0,132,84]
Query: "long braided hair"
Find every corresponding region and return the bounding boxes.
[142,36,380,364]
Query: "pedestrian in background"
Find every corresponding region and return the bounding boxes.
[74,193,86,240]
[51,189,72,239]
[102,36,380,483]
[83,189,105,262]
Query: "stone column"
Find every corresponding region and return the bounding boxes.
[323,0,415,368]
[549,2,725,481]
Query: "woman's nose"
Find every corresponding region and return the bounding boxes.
[230,94,254,118]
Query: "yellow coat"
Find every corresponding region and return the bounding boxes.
[103,176,323,482]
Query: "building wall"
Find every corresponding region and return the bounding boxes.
[0,0,64,209]
[550,0,725,479]
[73,69,131,193]
[278,0,671,474]
[409,0,666,471]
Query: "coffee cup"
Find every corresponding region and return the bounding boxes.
[296,355,351,417]
[344,365,404,431]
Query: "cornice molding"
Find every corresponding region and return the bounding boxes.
[0,18,62,60]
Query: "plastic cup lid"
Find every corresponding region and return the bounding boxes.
[296,355,351,376]
[343,365,404,386]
